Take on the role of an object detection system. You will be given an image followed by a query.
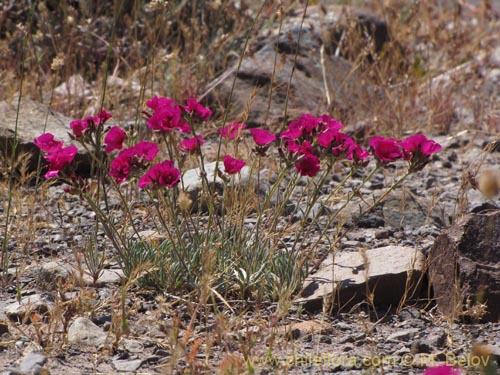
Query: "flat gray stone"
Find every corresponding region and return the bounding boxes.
[19,352,47,373]
[5,294,54,322]
[112,358,143,372]
[387,328,421,342]
[32,261,124,288]
[33,261,72,290]
[382,191,430,229]
[298,246,425,311]
[122,339,144,353]
[82,269,125,287]
[67,317,107,348]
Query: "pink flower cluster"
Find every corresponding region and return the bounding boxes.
[108,139,180,189]
[109,141,159,184]
[280,114,369,176]
[239,114,368,177]
[104,126,127,153]
[223,114,442,177]
[179,136,204,154]
[369,133,442,171]
[146,96,191,133]
[34,133,78,178]
[35,97,442,189]
[144,96,212,133]
[70,109,112,138]
[139,160,180,188]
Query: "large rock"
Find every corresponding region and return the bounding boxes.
[298,246,425,312]
[67,317,107,348]
[205,5,387,127]
[0,97,89,175]
[428,209,500,322]
[32,260,125,289]
[4,293,54,323]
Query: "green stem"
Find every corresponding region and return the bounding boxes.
[1,5,35,283]
[145,189,193,283]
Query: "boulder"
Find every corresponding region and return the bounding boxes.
[4,293,54,323]
[428,209,500,322]
[205,5,388,128]
[0,97,90,176]
[298,246,425,312]
[32,260,124,289]
[67,317,107,348]
[18,352,47,374]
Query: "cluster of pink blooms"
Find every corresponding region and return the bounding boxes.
[70,109,113,138]
[34,96,442,189]
[34,133,78,179]
[369,133,442,172]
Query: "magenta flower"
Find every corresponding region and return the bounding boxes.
[296,114,320,134]
[281,114,321,140]
[109,154,132,184]
[44,170,61,179]
[104,126,127,153]
[139,160,180,188]
[219,122,247,140]
[346,141,369,163]
[282,140,314,156]
[295,153,320,177]
[369,136,403,163]
[145,96,190,133]
[132,141,158,162]
[69,110,111,138]
[177,120,192,133]
[318,114,343,132]
[223,155,246,174]
[97,109,112,124]
[398,134,442,172]
[179,135,204,153]
[280,121,303,140]
[70,119,88,138]
[249,128,276,146]
[424,365,461,375]
[184,98,212,122]
[422,141,442,155]
[317,128,340,148]
[34,133,63,153]
[43,145,78,178]
[146,96,175,111]
[34,133,78,178]
[148,104,183,132]
[399,134,442,159]
[109,142,158,184]
[298,141,313,155]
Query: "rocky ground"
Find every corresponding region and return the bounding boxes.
[0,123,499,375]
[1,2,500,375]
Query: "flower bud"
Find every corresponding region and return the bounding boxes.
[178,191,193,212]
[478,169,500,199]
